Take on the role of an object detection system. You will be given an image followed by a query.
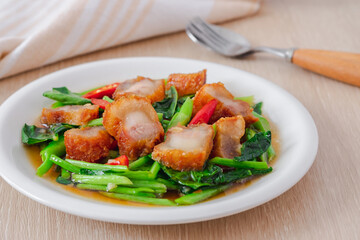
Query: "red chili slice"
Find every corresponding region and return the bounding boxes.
[105,155,129,167]
[90,98,110,109]
[83,83,120,99]
[189,99,218,125]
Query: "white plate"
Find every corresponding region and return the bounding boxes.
[0,57,318,225]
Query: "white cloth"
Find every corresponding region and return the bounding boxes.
[0,0,260,79]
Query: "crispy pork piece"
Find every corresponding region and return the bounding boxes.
[103,95,164,160]
[166,69,206,97]
[152,124,214,171]
[192,83,258,125]
[64,126,114,163]
[113,76,165,103]
[40,105,99,126]
[211,116,245,159]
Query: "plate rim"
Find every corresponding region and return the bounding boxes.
[0,57,318,225]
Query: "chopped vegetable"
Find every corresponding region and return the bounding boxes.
[65,159,128,172]
[86,118,103,127]
[83,83,120,99]
[91,98,110,109]
[129,155,152,170]
[234,95,254,105]
[43,87,91,105]
[49,155,81,173]
[209,157,269,169]
[175,184,231,205]
[189,99,218,125]
[152,86,178,119]
[22,123,76,145]
[106,155,129,167]
[72,174,132,185]
[100,192,176,206]
[234,131,271,162]
[252,102,263,115]
[166,97,193,129]
[36,136,66,176]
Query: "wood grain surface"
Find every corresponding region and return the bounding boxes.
[1,0,360,239]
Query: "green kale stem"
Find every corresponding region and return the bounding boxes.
[129,156,152,170]
[61,168,71,179]
[65,159,128,172]
[166,97,193,130]
[72,174,132,185]
[128,180,167,192]
[100,192,176,206]
[107,171,153,180]
[251,112,276,161]
[209,157,269,170]
[156,178,179,190]
[149,161,161,178]
[86,118,103,127]
[76,184,155,195]
[49,155,81,173]
[102,96,114,103]
[175,184,231,205]
[36,136,66,176]
[234,96,254,105]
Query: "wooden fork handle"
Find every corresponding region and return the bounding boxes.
[291,49,360,87]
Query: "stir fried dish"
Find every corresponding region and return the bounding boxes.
[21,69,276,206]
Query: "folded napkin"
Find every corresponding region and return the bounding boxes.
[0,0,260,79]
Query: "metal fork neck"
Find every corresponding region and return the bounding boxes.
[252,47,296,62]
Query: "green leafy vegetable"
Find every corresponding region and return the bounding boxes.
[252,102,263,115]
[251,167,273,175]
[209,157,269,170]
[176,94,195,112]
[22,124,55,145]
[161,165,210,189]
[166,97,193,130]
[235,131,271,162]
[162,162,259,189]
[191,164,252,185]
[234,95,254,105]
[100,192,176,206]
[56,175,72,185]
[86,118,103,127]
[175,184,231,205]
[36,136,66,176]
[152,86,178,119]
[43,87,91,105]
[21,123,77,145]
[252,112,270,132]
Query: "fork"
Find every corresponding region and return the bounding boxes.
[186,17,360,87]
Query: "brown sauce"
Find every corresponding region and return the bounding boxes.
[25,119,280,207]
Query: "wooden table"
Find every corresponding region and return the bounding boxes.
[1,0,359,239]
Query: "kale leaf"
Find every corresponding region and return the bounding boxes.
[152,86,178,119]
[235,131,271,162]
[21,123,77,145]
[56,176,72,185]
[43,87,91,105]
[162,163,256,189]
[252,102,263,115]
[161,165,211,189]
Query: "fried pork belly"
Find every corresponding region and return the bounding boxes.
[64,126,114,163]
[103,95,164,160]
[192,83,258,125]
[113,76,165,103]
[40,105,99,126]
[152,124,214,171]
[166,69,206,97]
[211,116,245,159]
